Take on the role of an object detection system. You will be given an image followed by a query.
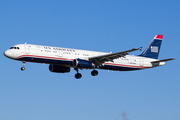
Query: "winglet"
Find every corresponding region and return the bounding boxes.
[154,35,163,40]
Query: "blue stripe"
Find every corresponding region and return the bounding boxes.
[99,65,140,71]
[18,57,73,66]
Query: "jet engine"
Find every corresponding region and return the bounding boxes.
[73,59,95,68]
[49,64,70,73]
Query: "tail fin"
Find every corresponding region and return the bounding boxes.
[139,35,163,59]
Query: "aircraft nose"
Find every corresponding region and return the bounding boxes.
[4,50,11,58]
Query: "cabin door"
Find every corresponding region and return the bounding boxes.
[58,50,63,57]
[25,44,30,54]
[139,58,144,66]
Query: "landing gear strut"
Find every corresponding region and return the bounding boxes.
[74,68,82,79]
[74,68,98,79]
[21,61,26,71]
[91,70,98,76]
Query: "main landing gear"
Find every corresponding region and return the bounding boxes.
[75,73,82,79]
[91,70,98,76]
[74,68,82,79]
[21,61,26,71]
[74,68,99,79]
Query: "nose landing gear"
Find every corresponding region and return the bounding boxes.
[21,61,26,71]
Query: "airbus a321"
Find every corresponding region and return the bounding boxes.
[4,35,174,79]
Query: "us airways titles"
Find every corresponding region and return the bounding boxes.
[44,46,76,52]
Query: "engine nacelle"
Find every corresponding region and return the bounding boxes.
[73,59,94,68]
[49,64,70,73]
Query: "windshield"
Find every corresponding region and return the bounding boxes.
[10,47,20,49]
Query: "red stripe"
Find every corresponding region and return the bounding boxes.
[16,55,73,61]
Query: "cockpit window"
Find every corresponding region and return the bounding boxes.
[10,47,20,49]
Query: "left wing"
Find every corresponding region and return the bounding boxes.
[88,48,140,66]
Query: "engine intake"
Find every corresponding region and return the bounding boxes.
[73,59,94,68]
[49,64,70,73]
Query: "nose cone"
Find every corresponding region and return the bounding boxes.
[4,50,13,59]
[4,50,9,57]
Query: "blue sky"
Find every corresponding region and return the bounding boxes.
[0,0,179,120]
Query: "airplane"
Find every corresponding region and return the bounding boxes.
[4,34,175,79]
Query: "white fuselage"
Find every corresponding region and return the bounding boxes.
[4,44,165,71]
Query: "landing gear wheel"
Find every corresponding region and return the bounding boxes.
[21,61,26,71]
[21,67,25,71]
[75,73,82,79]
[91,70,98,76]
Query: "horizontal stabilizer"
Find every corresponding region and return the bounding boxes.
[151,58,175,63]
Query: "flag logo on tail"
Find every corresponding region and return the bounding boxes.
[151,46,158,53]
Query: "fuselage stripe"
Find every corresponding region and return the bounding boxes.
[16,55,150,69]
[16,55,73,61]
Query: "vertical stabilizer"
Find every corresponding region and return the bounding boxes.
[139,35,163,59]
